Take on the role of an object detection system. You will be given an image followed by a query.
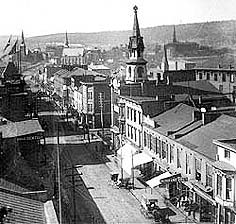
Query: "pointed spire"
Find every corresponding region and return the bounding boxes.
[65,31,69,48]
[20,30,26,56]
[163,44,169,71]
[21,30,25,45]
[173,25,177,43]
[133,5,140,37]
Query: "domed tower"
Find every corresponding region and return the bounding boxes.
[125,6,147,84]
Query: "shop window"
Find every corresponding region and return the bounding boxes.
[226,178,232,200]
[217,174,222,197]
[195,158,202,181]
[224,149,230,159]
[206,164,213,187]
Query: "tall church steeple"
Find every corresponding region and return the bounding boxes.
[65,31,69,48]
[173,25,177,43]
[125,6,147,84]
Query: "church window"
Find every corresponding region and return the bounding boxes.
[137,67,144,78]
[128,67,132,77]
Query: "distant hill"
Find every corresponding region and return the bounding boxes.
[23,20,236,50]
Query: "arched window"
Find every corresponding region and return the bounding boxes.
[128,67,132,77]
[137,67,144,78]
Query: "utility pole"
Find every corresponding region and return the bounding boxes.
[65,165,83,224]
[57,122,62,224]
[99,92,104,137]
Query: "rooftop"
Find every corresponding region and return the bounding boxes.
[62,47,85,57]
[178,115,236,160]
[213,139,236,151]
[0,119,44,138]
[151,103,199,135]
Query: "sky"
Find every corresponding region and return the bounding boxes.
[2,0,236,37]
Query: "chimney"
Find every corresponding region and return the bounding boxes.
[218,64,222,69]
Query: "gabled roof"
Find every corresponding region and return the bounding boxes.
[178,115,236,160]
[0,188,46,223]
[0,119,44,138]
[151,103,199,135]
[62,47,84,57]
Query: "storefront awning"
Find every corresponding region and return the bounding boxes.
[146,172,172,188]
[117,143,153,175]
[133,152,153,167]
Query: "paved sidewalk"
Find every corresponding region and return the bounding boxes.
[105,154,197,224]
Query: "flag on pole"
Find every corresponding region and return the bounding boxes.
[8,38,18,55]
[3,35,12,52]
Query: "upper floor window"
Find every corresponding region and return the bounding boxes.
[161,141,167,160]
[206,72,210,80]
[219,85,223,92]
[222,73,226,82]
[88,103,93,112]
[170,145,174,163]
[195,158,202,181]
[134,110,136,122]
[214,73,218,81]
[88,91,92,100]
[199,72,203,80]
[127,107,129,119]
[224,149,230,159]
[226,177,232,200]
[217,174,222,196]
[177,148,181,168]
[206,164,213,187]
[138,111,141,124]
[144,131,147,147]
